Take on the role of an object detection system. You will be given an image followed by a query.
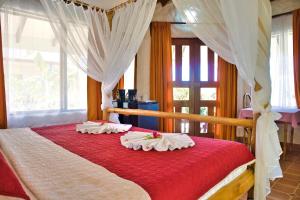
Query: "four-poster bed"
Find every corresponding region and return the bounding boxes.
[0,0,283,199]
[0,108,256,200]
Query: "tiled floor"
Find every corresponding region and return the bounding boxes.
[267,144,300,200]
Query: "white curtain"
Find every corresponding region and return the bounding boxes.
[270,14,296,108]
[0,0,6,7]
[1,0,88,128]
[172,0,282,199]
[40,0,156,122]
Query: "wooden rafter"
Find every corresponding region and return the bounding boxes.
[157,0,171,6]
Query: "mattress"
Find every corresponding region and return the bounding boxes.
[0,122,254,200]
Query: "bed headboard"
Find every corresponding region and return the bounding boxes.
[104,108,257,153]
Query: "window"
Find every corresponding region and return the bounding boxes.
[270,14,296,108]
[172,38,218,136]
[1,10,87,127]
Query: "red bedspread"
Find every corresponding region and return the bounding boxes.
[30,123,254,200]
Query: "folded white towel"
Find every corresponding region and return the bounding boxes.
[76,122,132,134]
[120,131,195,151]
[76,121,103,133]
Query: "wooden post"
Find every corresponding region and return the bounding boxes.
[251,113,259,155]
[290,127,294,151]
[103,109,108,121]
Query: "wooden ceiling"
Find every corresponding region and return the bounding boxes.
[157,0,171,7]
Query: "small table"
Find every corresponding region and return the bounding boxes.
[239,107,300,159]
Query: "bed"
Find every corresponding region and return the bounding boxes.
[0,108,257,200]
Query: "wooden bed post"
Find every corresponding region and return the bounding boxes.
[103,109,108,121]
[251,113,259,155]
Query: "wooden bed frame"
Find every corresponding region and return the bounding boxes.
[103,108,258,200]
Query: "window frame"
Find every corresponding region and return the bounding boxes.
[2,12,87,115]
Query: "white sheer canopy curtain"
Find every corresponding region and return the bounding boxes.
[40,0,156,122]
[0,0,6,7]
[172,0,282,199]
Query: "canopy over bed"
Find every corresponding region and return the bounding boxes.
[0,0,283,199]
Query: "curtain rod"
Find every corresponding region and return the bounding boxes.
[106,0,136,13]
[170,22,186,24]
[64,0,136,12]
[64,0,100,10]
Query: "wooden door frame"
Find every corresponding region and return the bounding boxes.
[172,38,218,137]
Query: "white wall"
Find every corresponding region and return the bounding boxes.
[136,30,151,101]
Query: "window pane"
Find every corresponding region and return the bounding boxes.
[270,15,296,107]
[200,107,208,133]
[200,107,208,115]
[65,24,87,109]
[172,45,175,81]
[200,88,216,100]
[182,45,190,81]
[4,15,60,112]
[214,53,218,81]
[173,87,189,100]
[181,107,189,114]
[181,107,189,133]
[124,58,135,89]
[200,46,208,81]
[67,58,87,110]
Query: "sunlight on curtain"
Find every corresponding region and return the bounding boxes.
[124,58,135,90]
[270,14,296,108]
[1,0,87,128]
